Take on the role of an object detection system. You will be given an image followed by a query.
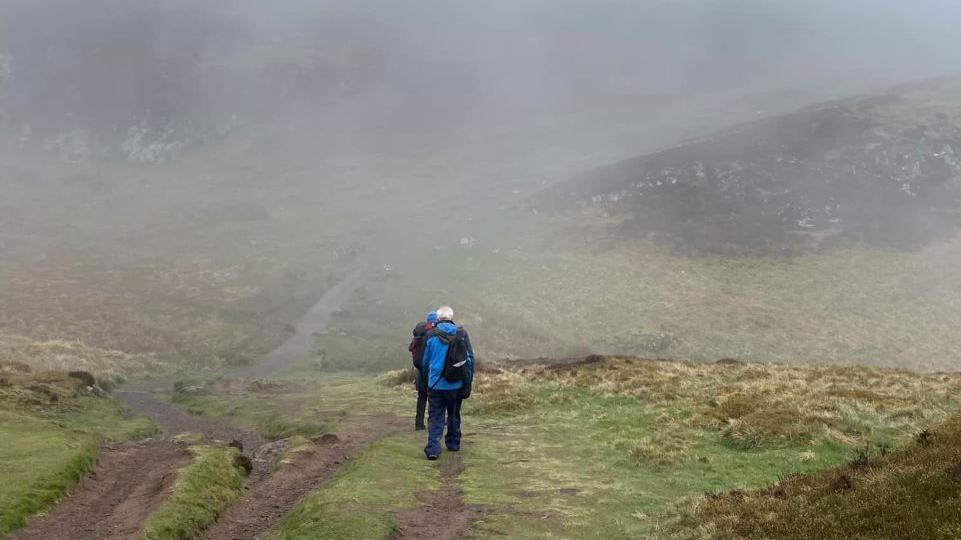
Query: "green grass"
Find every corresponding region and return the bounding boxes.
[0,368,156,536]
[139,445,248,540]
[0,411,99,536]
[316,213,961,373]
[172,360,958,540]
[267,432,439,540]
[457,387,853,538]
[167,371,409,440]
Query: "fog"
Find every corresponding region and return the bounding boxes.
[2,1,961,373]
[3,0,961,153]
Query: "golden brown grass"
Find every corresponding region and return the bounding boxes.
[0,333,160,382]
[466,356,961,450]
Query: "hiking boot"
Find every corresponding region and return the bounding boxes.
[415,425,426,431]
[446,447,460,452]
[426,454,439,461]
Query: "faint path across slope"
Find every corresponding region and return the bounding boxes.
[233,257,381,379]
[114,249,382,450]
[13,253,384,540]
[390,455,486,540]
[8,442,192,540]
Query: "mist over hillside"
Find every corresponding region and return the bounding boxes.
[3,0,961,164]
[541,79,961,254]
[3,2,961,539]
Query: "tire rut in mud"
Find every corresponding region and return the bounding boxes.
[390,454,486,540]
[8,442,192,540]
[12,260,382,539]
[200,416,405,540]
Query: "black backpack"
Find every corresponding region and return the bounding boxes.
[429,327,470,387]
[409,321,434,371]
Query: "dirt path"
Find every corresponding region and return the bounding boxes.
[114,387,271,471]
[8,442,192,540]
[12,256,387,539]
[233,257,380,379]
[390,455,486,540]
[201,415,405,540]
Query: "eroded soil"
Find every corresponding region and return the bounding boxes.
[390,454,486,540]
[201,415,405,540]
[8,442,192,540]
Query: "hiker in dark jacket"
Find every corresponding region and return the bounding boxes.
[409,310,438,430]
[422,305,474,460]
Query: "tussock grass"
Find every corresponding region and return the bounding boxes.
[139,445,248,540]
[0,333,159,382]
[161,366,956,539]
[474,356,960,452]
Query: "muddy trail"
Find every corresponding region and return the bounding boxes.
[9,443,192,540]
[390,455,486,540]
[12,256,393,539]
[202,415,405,540]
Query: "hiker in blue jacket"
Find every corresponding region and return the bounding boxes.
[421,305,474,460]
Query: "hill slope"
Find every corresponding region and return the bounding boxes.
[665,413,961,539]
[541,78,961,253]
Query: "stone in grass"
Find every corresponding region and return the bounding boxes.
[233,453,253,475]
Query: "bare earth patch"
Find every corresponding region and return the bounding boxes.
[8,442,192,540]
[116,387,267,471]
[390,455,486,540]
[201,415,405,540]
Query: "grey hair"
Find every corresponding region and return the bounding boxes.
[435,305,454,321]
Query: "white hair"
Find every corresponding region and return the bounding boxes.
[435,305,454,321]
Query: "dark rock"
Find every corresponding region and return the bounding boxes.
[233,453,253,475]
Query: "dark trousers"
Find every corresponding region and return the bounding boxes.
[414,368,428,429]
[415,391,428,429]
[424,389,462,456]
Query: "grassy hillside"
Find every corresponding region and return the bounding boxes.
[0,142,370,379]
[665,413,961,540]
[294,82,961,374]
[152,357,959,538]
[0,76,839,382]
[0,362,155,536]
[312,208,961,372]
[539,78,961,253]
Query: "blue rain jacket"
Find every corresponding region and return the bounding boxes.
[423,321,474,391]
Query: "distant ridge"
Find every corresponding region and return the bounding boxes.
[539,78,961,254]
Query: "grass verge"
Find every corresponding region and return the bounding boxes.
[167,371,409,440]
[0,364,156,536]
[267,433,439,540]
[139,445,248,540]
